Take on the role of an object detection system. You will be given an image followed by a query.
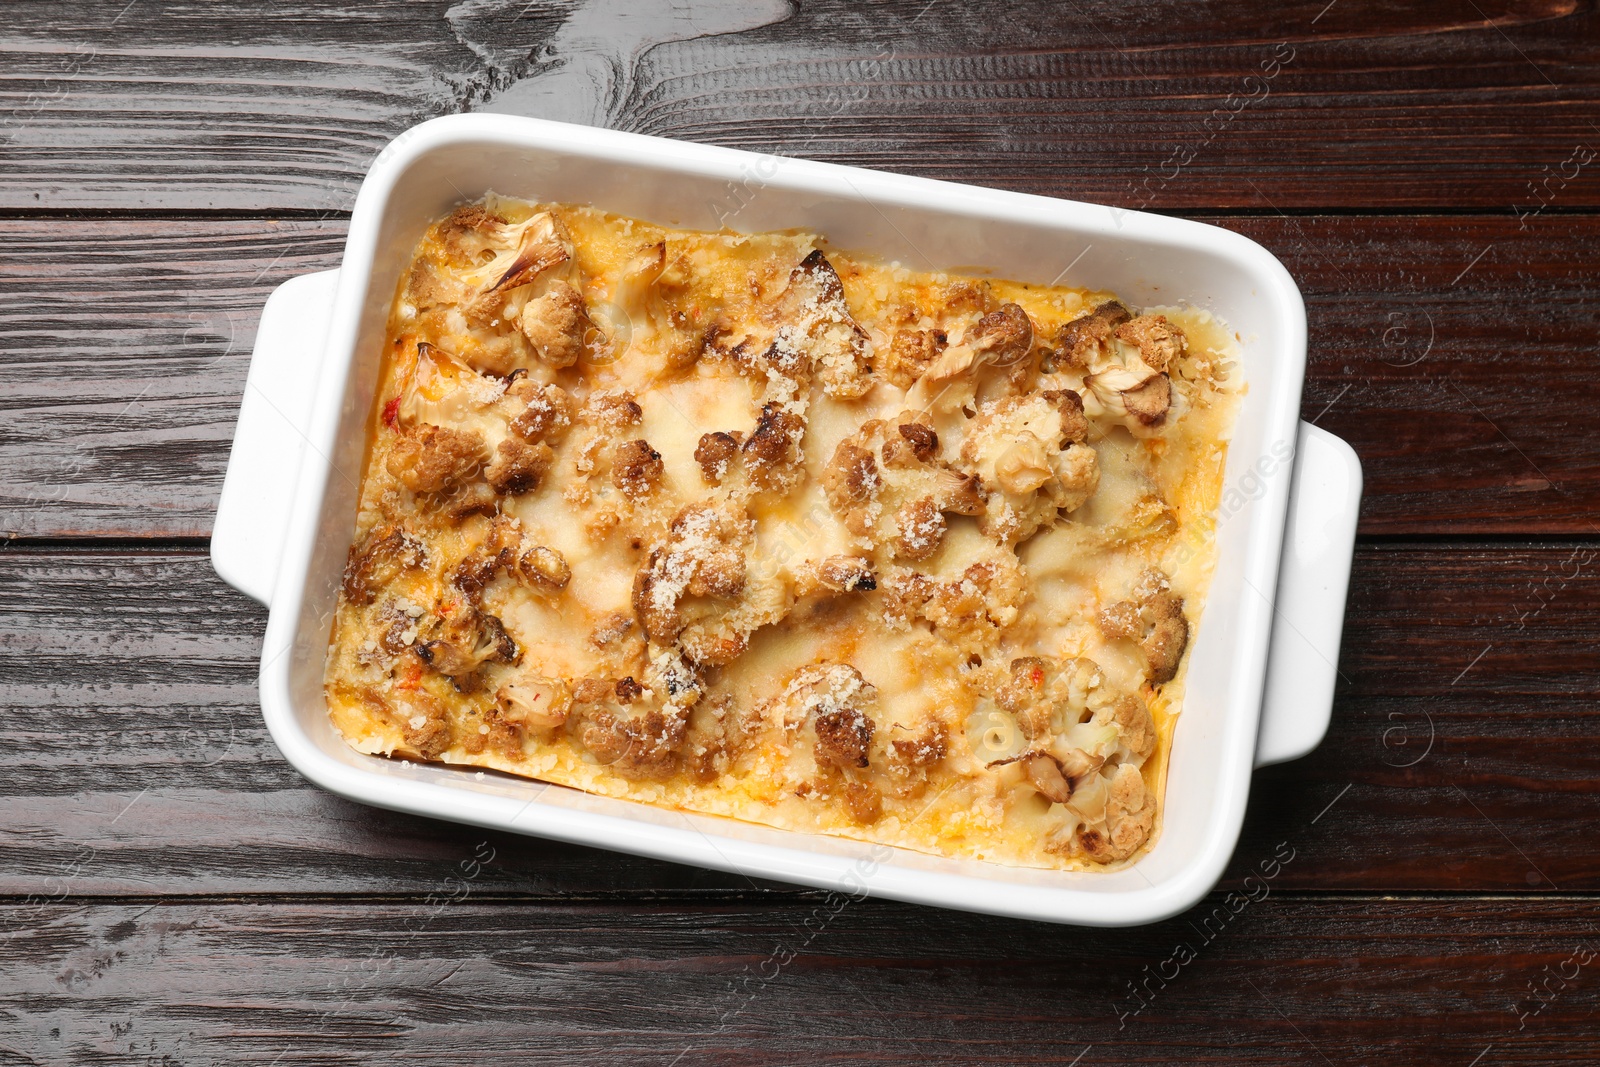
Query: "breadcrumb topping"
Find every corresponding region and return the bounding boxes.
[324,196,1240,873]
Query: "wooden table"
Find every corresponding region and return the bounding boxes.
[3,2,1597,1061]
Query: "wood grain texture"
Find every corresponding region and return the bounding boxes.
[2,545,1596,897]
[3,214,1598,538]
[1,0,1597,212]
[2,897,1597,1064]
[0,219,343,539]
[2,2,1594,1058]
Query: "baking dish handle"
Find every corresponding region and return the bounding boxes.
[1255,421,1364,768]
[211,269,341,607]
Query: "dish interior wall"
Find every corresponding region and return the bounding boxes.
[281,132,1296,897]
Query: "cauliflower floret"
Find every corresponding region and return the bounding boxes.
[1097,567,1190,683]
[1074,764,1157,863]
[821,416,984,559]
[958,390,1098,543]
[1115,314,1188,374]
[386,423,486,495]
[518,280,592,368]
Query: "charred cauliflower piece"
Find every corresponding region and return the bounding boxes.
[1076,311,1188,432]
[792,555,878,598]
[631,503,790,668]
[740,402,807,495]
[458,211,572,308]
[486,437,554,495]
[611,439,664,499]
[342,524,426,605]
[907,302,1037,411]
[417,608,520,690]
[986,654,1154,790]
[693,430,740,484]
[957,389,1098,543]
[579,701,690,781]
[506,380,573,444]
[880,328,947,389]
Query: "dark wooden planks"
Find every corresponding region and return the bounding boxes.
[0,219,344,539]
[1,0,1598,212]
[1232,213,1600,536]
[3,213,1597,538]
[1231,541,1600,891]
[2,897,1597,1064]
[2,544,1597,897]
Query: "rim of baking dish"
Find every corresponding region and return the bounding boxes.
[255,114,1306,926]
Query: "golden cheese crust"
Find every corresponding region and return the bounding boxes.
[323,196,1241,871]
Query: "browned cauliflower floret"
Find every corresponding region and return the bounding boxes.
[506,380,573,443]
[518,545,570,590]
[821,417,983,558]
[906,302,1037,410]
[821,440,882,536]
[885,722,948,798]
[459,212,572,307]
[782,663,879,771]
[579,704,689,780]
[518,280,591,368]
[1077,310,1183,431]
[1022,752,1075,804]
[586,389,643,428]
[1104,693,1156,760]
[880,328,947,389]
[417,608,519,691]
[881,420,939,468]
[392,688,453,759]
[978,654,1153,805]
[792,556,878,598]
[957,390,1099,543]
[341,523,426,605]
[969,302,1036,387]
[693,430,740,484]
[1076,764,1157,863]
[387,424,487,495]
[1054,300,1130,369]
[815,705,875,770]
[632,503,753,648]
[769,250,873,399]
[611,438,664,499]
[740,401,807,494]
[893,497,946,562]
[1097,568,1190,683]
[486,437,554,495]
[881,553,1026,655]
[1121,374,1172,427]
[995,656,1061,740]
[1115,313,1187,373]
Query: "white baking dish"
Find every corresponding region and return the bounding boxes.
[211,114,1360,926]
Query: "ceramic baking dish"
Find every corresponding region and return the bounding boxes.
[211,114,1360,926]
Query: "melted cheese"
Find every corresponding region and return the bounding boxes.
[323,196,1241,871]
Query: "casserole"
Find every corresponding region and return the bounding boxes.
[211,114,1360,926]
